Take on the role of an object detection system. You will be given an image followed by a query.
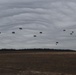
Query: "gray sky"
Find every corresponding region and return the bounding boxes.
[0,0,76,49]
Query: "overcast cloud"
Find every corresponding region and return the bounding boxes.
[0,0,76,49]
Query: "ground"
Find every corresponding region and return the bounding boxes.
[0,51,76,75]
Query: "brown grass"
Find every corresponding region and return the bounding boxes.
[0,51,76,75]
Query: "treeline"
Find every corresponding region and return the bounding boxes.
[0,48,75,52]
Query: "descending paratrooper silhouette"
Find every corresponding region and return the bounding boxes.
[56,42,59,45]
[12,32,15,34]
[72,31,73,33]
[34,35,36,37]
[72,31,74,33]
[70,31,74,35]
[63,29,66,31]
[19,27,22,30]
[70,33,73,35]
[70,32,74,35]
[39,32,42,34]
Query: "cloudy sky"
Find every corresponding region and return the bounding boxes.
[0,0,76,49]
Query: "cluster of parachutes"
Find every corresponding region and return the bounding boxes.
[55,29,74,45]
[0,27,74,46]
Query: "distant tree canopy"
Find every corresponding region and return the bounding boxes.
[0,48,75,52]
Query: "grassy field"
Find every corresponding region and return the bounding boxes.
[0,51,76,75]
